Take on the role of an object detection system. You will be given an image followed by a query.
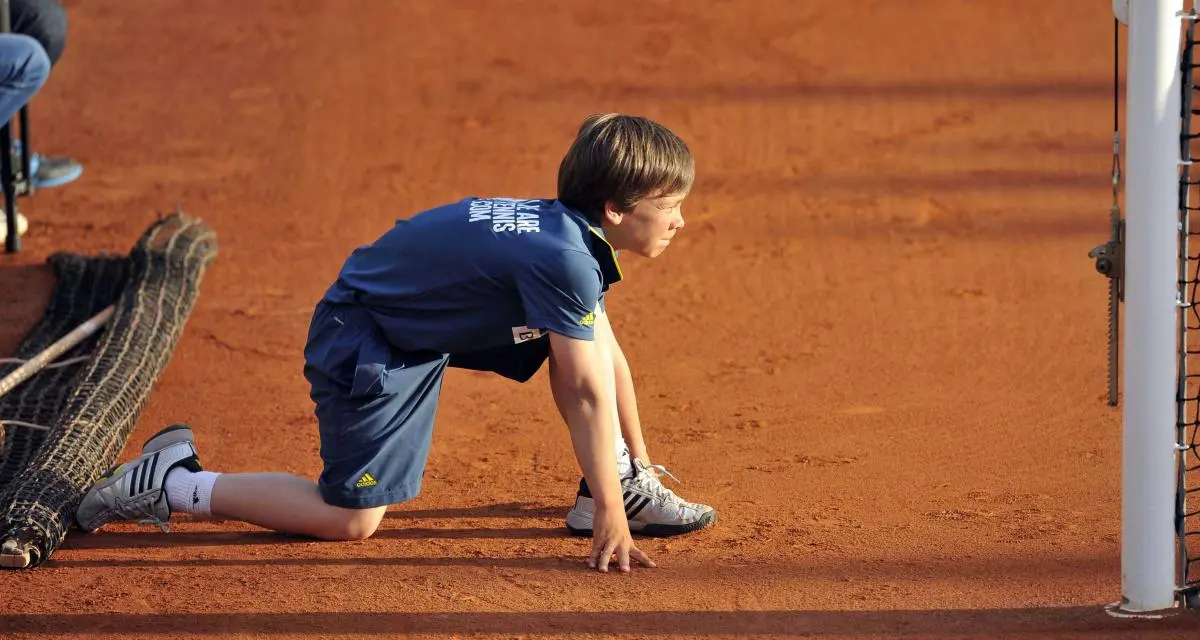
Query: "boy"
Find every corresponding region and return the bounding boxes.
[75,113,716,573]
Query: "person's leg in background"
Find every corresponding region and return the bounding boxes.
[9,0,64,64]
[8,0,81,190]
[0,32,47,242]
[0,34,47,128]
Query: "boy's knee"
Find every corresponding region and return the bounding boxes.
[25,39,50,84]
[321,506,385,541]
[0,35,50,88]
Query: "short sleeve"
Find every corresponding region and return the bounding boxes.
[517,250,602,341]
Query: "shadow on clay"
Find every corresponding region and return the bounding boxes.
[46,554,588,571]
[383,502,566,520]
[60,524,568,552]
[0,262,55,356]
[704,170,1109,198]
[2,606,1197,637]
[512,79,1124,104]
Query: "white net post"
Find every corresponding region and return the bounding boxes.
[1120,0,1184,614]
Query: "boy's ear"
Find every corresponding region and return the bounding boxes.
[602,200,624,226]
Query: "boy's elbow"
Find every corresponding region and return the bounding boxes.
[550,364,602,400]
[547,331,606,402]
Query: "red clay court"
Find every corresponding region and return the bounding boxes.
[3,1,1199,638]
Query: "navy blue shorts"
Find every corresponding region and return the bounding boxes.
[302,301,552,509]
[303,302,450,509]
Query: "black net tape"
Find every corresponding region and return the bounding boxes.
[1181,16,1200,594]
[0,214,217,567]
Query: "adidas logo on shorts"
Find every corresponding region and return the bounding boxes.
[356,472,378,488]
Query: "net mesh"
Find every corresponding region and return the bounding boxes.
[1180,15,1200,595]
[0,213,217,567]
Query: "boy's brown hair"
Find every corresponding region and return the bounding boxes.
[557,114,694,225]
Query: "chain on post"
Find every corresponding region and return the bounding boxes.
[1091,17,1125,408]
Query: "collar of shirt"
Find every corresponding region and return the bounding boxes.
[559,202,624,289]
[585,226,623,289]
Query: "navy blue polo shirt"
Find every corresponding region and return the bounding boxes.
[322,197,623,361]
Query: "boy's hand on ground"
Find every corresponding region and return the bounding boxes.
[589,503,656,573]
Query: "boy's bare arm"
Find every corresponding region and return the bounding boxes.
[547,331,654,572]
[595,309,650,464]
[548,331,622,508]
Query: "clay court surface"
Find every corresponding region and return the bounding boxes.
[3,0,1199,638]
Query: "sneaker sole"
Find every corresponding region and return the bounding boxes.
[142,424,194,454]
[33,165,82,189]
[566,509,718,538]
[91,424,195,484]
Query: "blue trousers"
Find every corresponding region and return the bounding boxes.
[304,302,450,508]
[303,301,552,509]
[0,35,47,126]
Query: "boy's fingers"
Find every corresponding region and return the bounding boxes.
[632,547,657,568]
[618,547,631,573]
[589,540,608,569]
[598,542,617,572]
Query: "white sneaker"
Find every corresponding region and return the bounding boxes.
[566,459,717,537]
[74,424,202,533]
[0,211,28,243]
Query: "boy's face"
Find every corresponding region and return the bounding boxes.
[602,193,687,258]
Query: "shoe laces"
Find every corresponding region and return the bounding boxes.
[133,501,171,534]
[632,461,685,506]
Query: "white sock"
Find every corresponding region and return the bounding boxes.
[616,441,634,480]
[165,468,220,516]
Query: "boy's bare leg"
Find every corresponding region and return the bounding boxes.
[208,473,387,541]
[593,309,634,477]
[75,426,383,541]
[610,333,650,464]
